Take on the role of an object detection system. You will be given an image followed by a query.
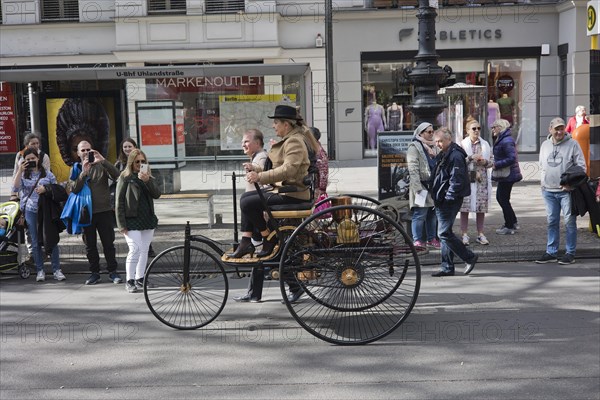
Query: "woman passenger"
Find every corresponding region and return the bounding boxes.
[229,105,312,260]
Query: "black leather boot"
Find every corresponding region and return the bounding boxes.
[227,237,255,258]
[256,234,277,258]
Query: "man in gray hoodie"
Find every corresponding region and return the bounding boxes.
[536,117,586,265]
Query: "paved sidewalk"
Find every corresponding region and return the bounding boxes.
[1,159,598,276]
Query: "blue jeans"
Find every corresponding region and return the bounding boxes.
[411,206,437,242]
[25,209,60,273]
[542,189,577,256]
[435,199,476,272]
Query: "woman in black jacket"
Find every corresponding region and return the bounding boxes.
[115,149,161,293]
[491,119,523,235]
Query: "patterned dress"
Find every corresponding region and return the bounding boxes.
[460,140,493,213]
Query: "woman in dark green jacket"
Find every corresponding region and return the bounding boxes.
[115,149,161,293]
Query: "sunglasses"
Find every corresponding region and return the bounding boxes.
[472,127,481,131]
[80,148,92,152]
[134,159,147,164]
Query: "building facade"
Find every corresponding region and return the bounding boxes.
[331,1,591,160]
[0,0,327,181]
[0,0,591,171]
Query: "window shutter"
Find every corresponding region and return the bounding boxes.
[41,0,79,22]
[205,0,245,14]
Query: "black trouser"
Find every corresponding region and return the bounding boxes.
[496,181,518,229]
[83,210,118,273]
[240,189,305,298]
[239,190,306,233]
[247,267,264,300]
[247,267,301,300]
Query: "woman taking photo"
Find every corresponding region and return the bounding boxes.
[115,149,161,293]
[12,148,65,282]
[491,119,523,235]
[459,116,494,246]
[11,132,52,264]
[112,137,156,257]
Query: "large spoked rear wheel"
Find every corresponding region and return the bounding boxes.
[144,245,228,330]
[280,205,420,345]
[313,193,381,210]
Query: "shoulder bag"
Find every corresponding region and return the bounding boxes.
[492,166,511,179]
[16,175,42,228]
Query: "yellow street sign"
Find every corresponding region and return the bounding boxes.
[589,1,600,36]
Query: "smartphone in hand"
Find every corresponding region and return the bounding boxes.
[139,163,148,174]
[88,151,95,164]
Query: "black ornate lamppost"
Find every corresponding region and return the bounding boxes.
[404,0,452,127]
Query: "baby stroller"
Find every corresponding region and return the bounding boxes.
[0,201,31,279]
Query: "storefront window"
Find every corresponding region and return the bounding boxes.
[361,61,414,158]
[145,73,305,159]
[486,58,537,153]
[362,57,538,157]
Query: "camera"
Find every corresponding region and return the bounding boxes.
[88,151,95,163]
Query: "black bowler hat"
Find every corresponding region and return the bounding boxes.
[268,105,301,120]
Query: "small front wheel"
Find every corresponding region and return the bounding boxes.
[144,245,228,330]
[18,264,30,279]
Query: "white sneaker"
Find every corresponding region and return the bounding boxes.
[476,234,489,245]
[462,234,470,246]
[36,270,45,282]
[53,270,66,281]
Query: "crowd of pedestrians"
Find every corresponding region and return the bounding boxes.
[7,132,162,291]
[3,110,596,291]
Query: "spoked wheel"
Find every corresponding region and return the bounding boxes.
[144,245,228,330]
[313,193,381,210]
[280,205,420,345]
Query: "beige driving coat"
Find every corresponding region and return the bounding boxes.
[257,126,310,201]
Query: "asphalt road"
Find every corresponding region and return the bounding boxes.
[1,259,598,399]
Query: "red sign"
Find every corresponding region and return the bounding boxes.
[0,82,18,153]
[141,124,173,146]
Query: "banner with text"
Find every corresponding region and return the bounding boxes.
[0,82,18,154]
[218,94,296,151]
[378,132,414,201]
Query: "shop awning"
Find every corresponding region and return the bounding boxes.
[0,63,310,83]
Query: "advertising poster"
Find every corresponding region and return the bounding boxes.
[0,82,18,154]
[218,94,296,150]
[378,131,414,201]
[45,96,118,183]
[136,101,185,169]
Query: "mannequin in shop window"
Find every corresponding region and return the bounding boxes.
[496,93,515,125]
[487,98,500,130]
[364,100,386,149]
[387,102,404,131]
